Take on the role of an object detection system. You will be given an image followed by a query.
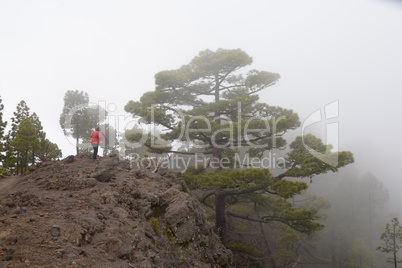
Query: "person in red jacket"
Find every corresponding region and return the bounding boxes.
[90,127,104,160]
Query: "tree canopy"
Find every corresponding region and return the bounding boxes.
[125,48,299,160]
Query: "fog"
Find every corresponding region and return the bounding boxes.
[1,0,401,212]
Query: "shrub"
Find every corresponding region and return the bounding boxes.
[227,241,263,257]
[149,217,162,236]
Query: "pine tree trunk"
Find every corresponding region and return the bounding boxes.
[394,225,398,268]
[394,250,397,268]
[24,149,29,174]
[212,73,224,171]
[16,153,20,175]
[31,148,35,165]
[212,147,223,172]
[215,190,227,244]
[257,212,277,268]
[76,136,79,155]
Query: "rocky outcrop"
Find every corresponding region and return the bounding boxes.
[0,154,232,267]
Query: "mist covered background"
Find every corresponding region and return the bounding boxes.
[1,0,401,210]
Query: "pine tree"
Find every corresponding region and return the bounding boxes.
[12,118,37,174]
[0,95,7,164]
[37,138,62,161]
[100,123,119,156]
[377,218,402,268]
[59,90,90,155]
[11,100,30,136]
[29,112,62,162]
[2,101,61,174]
[29,112,46,164]
[60,90,107,155]
[3,100,30,173]
[121,124,148,158]
[125,49,354,247]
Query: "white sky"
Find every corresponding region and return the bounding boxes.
[1,0,402,194]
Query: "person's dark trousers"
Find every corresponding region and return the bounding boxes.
[92,143,99,159]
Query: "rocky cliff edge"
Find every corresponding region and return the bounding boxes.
[0,154,232,268]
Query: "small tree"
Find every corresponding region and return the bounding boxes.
[377,217,402,268]
[60,90,106,154]
[0,95,7,163]
[2,101,61,173]
[3,100,31,173]
[29,112,46,164]
[121,124,148,158]
[37,138,62,160]
[100,123,119,156]
[12,118,37,174]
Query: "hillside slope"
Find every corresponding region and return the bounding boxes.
[0,154,232,268]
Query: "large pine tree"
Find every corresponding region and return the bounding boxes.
[125,48,354,256]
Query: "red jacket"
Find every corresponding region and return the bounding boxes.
[90,130,104,145]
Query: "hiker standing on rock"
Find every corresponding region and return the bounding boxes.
[90,127,104,160]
